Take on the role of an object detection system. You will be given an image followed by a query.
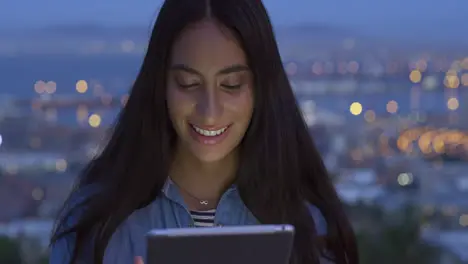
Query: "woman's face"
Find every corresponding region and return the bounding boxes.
[167,20,254,163]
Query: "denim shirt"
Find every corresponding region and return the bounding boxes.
[50,179,328,264]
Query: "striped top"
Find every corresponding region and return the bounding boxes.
[190,209,216,227]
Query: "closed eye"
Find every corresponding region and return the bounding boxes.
[221,84,242,90]
[178,83,200,89]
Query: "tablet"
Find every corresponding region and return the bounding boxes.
[146,225,295,264]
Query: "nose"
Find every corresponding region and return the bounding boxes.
[196,88,223,125]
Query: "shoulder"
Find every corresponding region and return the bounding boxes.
[49,186,94,264]
[50,184,135,264]
[56,183,103,229]
[305,202,327,236]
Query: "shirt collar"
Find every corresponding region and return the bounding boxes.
[161,177,237,202]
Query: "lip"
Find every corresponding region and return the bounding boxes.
[188,123,232,145]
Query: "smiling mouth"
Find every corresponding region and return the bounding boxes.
[190,124,230,137]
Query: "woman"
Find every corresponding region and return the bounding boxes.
[50,0,358,263]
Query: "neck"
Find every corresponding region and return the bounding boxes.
[169,144,238,200]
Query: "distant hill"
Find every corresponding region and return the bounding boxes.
[274,24,384,56]
[0,24,151,41]
[2,23,356,40]
[275,24,361,41]
[0,23,465,56]
[0,23,376,54]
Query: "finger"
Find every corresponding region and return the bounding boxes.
[134,256,144,264]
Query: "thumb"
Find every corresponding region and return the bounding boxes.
[134,256,144,264]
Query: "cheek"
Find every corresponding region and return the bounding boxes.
[225,89,254,122]
[167,86,193,122]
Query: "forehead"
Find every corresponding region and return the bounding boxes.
[170,20,247,69]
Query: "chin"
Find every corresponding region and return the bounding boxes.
[191,149,232,163]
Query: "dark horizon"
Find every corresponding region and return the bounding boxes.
[1,23,467,53]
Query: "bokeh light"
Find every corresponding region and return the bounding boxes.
[88,114,102,127]
[76,80,89,93]
[447,97,459,110]
[409,70,422,83]
[386,100,398,114]
[349,102,363,115]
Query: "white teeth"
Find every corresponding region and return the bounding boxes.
[192,125,228,137]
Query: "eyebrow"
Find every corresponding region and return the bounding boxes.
[170,64,249,76]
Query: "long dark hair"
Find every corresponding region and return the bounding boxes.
[51,0,358,263]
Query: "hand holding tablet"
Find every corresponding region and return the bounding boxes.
[134,256,144,264]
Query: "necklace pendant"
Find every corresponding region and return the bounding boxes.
[200,200,208,205]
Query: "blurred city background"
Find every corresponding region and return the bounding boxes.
[1,0,468,263]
